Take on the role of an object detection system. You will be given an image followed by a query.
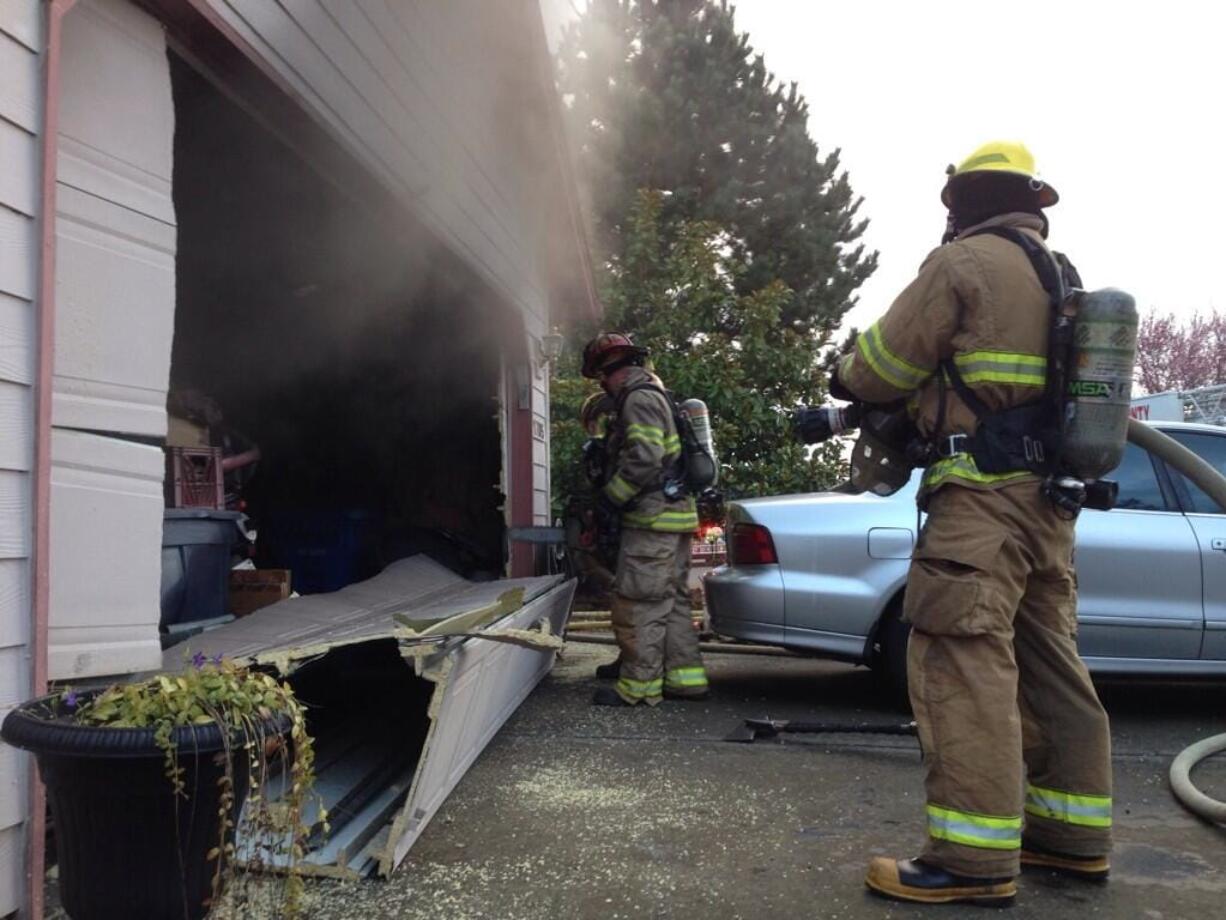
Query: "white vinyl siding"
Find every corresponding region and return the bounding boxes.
[0,2,41,912]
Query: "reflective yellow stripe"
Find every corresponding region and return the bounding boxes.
[617,676,663,700]
[926,804,1022,851]
[856,321,931,392]
[1025,784,1112,828]
[648,521,699,533]
[922,453,1033,489]
[604,474,636,504]
[622,508,699,532]
[627,432,664,446]
[626,423,666,437]
[665,666,708,689]
[626,426,681,458]
[953,350,1047,386]
[626,423,667,447]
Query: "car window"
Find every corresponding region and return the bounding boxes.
[1110,441,1168,511]
[1167,430,1226,514]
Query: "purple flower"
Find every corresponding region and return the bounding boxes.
[211,654,224,666]
[191,651,207,670]
[64,690,79,710]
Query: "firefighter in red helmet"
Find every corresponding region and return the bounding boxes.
[581,332,708,706]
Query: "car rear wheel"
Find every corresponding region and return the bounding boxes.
[876,600,911,704]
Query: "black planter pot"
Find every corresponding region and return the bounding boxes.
[1,695,287,920]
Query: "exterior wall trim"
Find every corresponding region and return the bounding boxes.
[509,351,536,577]
[29,5,78,917]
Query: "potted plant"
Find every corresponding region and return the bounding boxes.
[1,655,320,920]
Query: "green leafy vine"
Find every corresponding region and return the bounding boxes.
[61,656,322,917]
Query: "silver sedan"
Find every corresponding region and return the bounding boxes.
[704,421,1226,691]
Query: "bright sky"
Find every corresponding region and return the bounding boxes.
[726,0,1224,332]
[545,0,1223,335]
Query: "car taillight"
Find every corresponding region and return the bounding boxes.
[729,523,778,565]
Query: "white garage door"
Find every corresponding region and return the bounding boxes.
[49,0,176,679]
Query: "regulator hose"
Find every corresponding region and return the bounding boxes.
[1126,419,1226,824]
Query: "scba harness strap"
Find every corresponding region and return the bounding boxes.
[933,226,1081,478]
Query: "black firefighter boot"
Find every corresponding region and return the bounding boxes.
[663,687,710,702]
[591,686,633,707]
[1020,840,1110,881]
[594,657,622,680]
[864,858,1017,907]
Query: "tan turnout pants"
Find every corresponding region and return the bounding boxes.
[610,528,708,704]
[903,481,1113,878]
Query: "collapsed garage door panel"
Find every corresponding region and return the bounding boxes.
[55,0,176,437]
[48,0,175,677]
[53,184,176,436]
[49,430,164,679]
[57,0,174,225]
[389,581,573,872]
[160,556,560,668]
[166,556,574,876]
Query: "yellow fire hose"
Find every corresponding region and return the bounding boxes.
[1127,419,1226,824]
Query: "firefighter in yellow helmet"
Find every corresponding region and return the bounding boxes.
[831,141,1112,905]
[580,391,616,440]
[565,391,619,599]
[581,333,708,706]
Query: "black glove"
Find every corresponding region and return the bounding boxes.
[828,363,857,403]
[793,404,862,445]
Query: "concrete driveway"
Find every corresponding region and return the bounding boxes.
[281,641,1226,919]
[45,641,1212,919]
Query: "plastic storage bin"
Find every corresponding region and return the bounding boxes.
[160,509,243,628]
[260,509,379,594]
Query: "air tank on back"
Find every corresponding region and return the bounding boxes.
[679,398,718,487]
[1062,288,1138,480]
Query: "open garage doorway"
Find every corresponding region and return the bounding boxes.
[166,51,511,593]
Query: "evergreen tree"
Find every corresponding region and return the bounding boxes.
[552,0,874,510]
[552,192,844,511]
[557,0,876,335]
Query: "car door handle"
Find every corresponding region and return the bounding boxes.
[1212,538,1226,553]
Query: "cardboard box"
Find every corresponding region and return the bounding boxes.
[229,569,291,617]
[167,414,211,448]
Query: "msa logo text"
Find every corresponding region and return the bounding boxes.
[1068,381,1113,399]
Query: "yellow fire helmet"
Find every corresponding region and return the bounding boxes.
[941,140,1058,209]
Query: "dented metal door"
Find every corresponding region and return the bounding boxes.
[47,0,176,679]
[168,556,575,876]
